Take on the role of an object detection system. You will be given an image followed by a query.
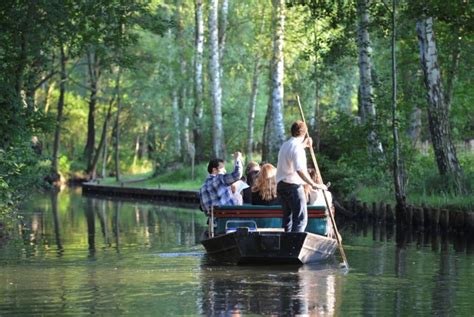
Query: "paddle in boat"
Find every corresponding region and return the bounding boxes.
[200,204,338,265]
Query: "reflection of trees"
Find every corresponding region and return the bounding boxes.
[199,265,339,316]
[431,248,456,315]
[78,198,207,252]
[19,190,208,253]
[113,201,121,253]
[50,189,63,253]
[84,197,95,253]
[97,199,110,246]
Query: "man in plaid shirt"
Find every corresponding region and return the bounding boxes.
[199,151,243,212]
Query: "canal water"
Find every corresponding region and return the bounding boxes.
[0,188,473,316]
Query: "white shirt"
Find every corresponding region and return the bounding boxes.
[276,136,307,185]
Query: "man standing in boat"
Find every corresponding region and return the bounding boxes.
[276,121,327,232]
[200,151,243,212]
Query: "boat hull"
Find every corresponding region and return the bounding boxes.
[201,229,337,265]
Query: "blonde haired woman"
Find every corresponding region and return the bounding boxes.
[251,163,281,205]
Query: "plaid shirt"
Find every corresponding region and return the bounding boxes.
[199,159,243,212]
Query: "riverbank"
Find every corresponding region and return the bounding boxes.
[82,174,474,235]
[82,182,200,206]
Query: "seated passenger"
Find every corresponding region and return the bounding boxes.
[230,179,249,205]
[306,168,332,207]
[251,163,280,205]
[305,168,338,240]
[242,161,260,204]
[199,152,243,212]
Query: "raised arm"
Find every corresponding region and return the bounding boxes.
[222,151,243,185]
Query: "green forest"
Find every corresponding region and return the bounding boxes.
[1,0,473,223]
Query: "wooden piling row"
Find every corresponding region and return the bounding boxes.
[339,199,473,234]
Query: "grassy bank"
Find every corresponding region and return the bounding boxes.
[96,162,211,190]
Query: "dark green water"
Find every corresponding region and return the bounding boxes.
[0,188,473,316]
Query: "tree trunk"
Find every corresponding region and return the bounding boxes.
[176,4,189,162]
[246,9,265,161]
[50,45,66,182]
[44,81,56,114]
[140,124,149,160]
[262,0,286,164]
[147,123,159,175]
[193,0,205,162]
[14,31,27,97]
[89,70,120,180]
[356,0,383,157]
[183,115,191,163]
[178,67,188,162]
[100,128,108,179]
[209,0,225,158]
[391,1,407,214]
[114,68,122,182]
[218,0,229,79]
[132,135,140,167]
[445,29,461,112]
[84,50,101,173]
[172,89,181,156]
[90,98,113,180]
[400,62,422,146]
[416,17,464,193]
[246,58,261,161]
[179,90,189,162]
[407,107,422,146]
[313,55,321,152]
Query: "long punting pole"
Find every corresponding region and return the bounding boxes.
[296,95,349,269]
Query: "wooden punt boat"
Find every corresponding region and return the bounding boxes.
[200,205,338,265]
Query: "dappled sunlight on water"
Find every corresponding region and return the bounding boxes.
[0,188,473,315]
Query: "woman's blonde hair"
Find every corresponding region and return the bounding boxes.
[252,163,277,201]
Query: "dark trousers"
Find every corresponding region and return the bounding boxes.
[277,181,308,232]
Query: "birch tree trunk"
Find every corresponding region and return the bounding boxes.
[390,1,407,215]
[209,0,225,158]
[218,0,229,79]
[416,17,464,193]
[246,57,261,161]
[356,0,383,157]
[193,0,204,161]
[262,0,285,164]
[50,45,66,182]
[246,8,265,161]
[176,5,189,162]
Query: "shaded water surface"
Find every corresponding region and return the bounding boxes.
[0,188,473,316]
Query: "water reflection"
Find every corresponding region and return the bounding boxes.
[1,189,473,316]
[14,189,207,258]
[50,189,63,254]
[199,264,339,316]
